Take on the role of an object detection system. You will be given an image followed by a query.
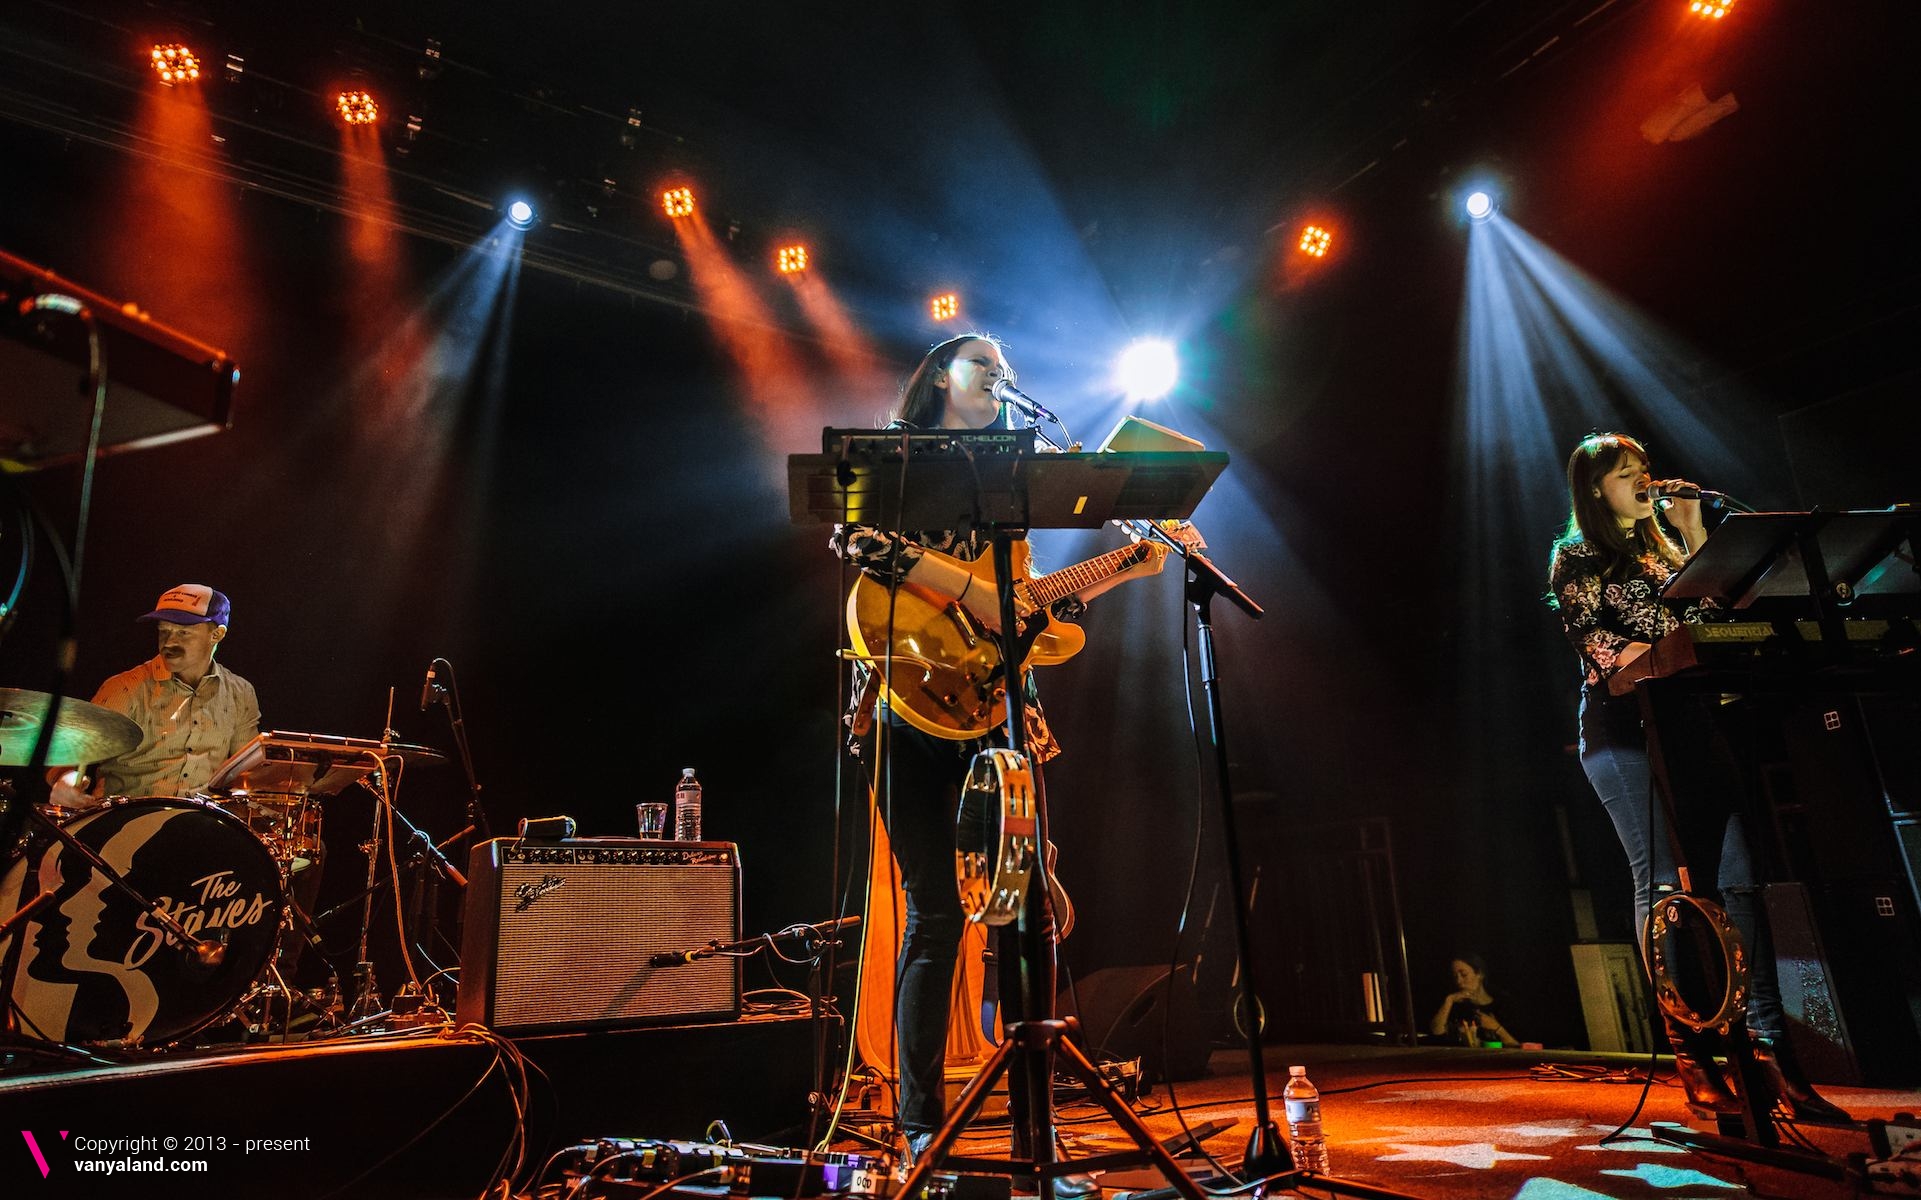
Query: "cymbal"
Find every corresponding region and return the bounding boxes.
[380,741,446,767]
[0,688,141,767]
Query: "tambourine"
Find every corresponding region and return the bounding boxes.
[955,748,1036,927]
[1644,891,1749,1032]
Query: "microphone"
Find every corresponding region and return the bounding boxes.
[990,378,1058,423]
[648,948,704,968]
[419,662,442,712]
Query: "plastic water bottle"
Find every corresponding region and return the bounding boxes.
[1284,1064,1330,1173]
[674,767,703,841]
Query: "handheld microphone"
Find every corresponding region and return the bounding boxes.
[990,378,1058,423]
[419,662,442,712]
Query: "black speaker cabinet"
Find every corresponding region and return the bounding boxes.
[1063,964,1211,1084]
[456,839,741,1033]
[1766,880,1921,1086]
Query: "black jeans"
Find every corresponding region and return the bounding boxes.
[873,716,1054,1136]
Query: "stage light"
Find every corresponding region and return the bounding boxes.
[150,44,201,84]
[1298,224,1333,259]
[506,200,536,230]
[930,293,959,322]
[1114,339,1179,401]
[776,245,809,275]
[661,187,696,219]
[337,90,379,126]
[1688,0,1735,18]
[1465,190,1495,221]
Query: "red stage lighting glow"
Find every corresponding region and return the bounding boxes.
[776,245,809,275]
[930,293,959,322]
[1298,225,1333,258]
[1688,0,1735,17]
[661,187,696,219]
[150,44,201,84]
[337,91,379,125]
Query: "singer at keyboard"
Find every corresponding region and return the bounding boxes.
[1545,431,1847,1124]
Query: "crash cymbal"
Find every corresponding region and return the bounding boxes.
[380,741,446,766]
[0,688,141,767]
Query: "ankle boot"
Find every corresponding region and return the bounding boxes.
[1749,1034,1852,1126]
[1662,1015,1740,1117]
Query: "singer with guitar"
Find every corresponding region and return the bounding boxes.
[831,333,1182,1178]
[1546,433,1846,1124]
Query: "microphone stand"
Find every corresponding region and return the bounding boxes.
[425,658,491,840]
[1148,533,1416,1198]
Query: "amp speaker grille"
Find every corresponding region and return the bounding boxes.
[457,839,741,1032]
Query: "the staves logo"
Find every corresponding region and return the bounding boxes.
[20,1131,69,1179]
[514,874,565,912]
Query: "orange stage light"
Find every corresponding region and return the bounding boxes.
[150,44,201,84]
[1298,225,1333,259]
[661,187,696,219]
[930,293,959,322]
[1687,0,1735,18]
[337,90,379,125]
[776,245,809,275]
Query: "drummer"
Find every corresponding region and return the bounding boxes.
[49,584,261,806]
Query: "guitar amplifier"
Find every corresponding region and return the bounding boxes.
[456,838,742,1033]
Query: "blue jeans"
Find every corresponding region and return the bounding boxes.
[1579,688,1783,1038]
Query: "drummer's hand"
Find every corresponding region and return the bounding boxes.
[49,771,94,810]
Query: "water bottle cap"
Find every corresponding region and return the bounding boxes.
[1289,1064,1306,1076]
[681,767,696,778]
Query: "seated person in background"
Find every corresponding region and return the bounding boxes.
[1429,954,1520,1047]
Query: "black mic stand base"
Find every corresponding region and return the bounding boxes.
[896,1018,1210,1200]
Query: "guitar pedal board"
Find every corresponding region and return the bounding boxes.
[553,1138,890,1198]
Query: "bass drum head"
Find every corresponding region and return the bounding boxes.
[0,796,284,1047]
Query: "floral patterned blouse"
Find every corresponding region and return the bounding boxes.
[1548,536,1712,689]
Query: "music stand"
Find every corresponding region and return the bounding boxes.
[1637,510,1920,1166]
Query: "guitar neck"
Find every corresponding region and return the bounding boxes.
[1024,544,1151,609]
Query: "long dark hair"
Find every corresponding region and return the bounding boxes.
[895,331,1008,428]
[1556,432,1685,582]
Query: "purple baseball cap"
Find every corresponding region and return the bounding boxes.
[137,584,231,627]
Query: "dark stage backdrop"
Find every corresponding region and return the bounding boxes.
[5,0,1918,1052]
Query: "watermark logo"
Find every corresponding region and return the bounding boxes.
[20,1131,69,1179]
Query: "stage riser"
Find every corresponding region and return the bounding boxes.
[0,1014,815,1198]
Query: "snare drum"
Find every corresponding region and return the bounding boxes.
[217,790,323,873]
[0,796,285,1047]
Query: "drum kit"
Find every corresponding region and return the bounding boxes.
[1,687,447,1051]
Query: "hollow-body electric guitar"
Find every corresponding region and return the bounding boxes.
[845,538,1157,739]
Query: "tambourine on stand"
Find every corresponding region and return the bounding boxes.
[1644,878,1749,1035]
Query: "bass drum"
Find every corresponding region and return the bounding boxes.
[0,796,284,1047]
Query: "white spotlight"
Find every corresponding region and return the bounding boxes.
[1465,190,1495,222]
[1115,339,1179,401]
[506,199,536,230]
